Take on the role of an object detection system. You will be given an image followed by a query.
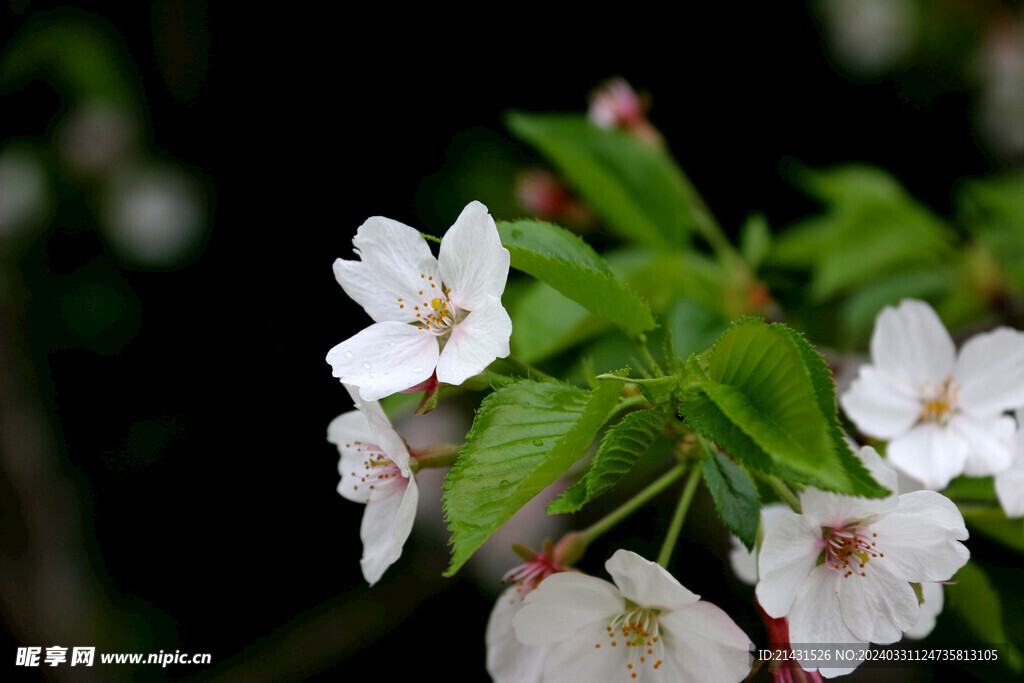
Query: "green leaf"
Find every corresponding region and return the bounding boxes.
[943,476,997,502]
[773,325,889,498]
[548,407,667,514]
[3,15,139,107]
[679,319,887,497]
[946,561,1024,673]
[955,171,1024,293]
[701,444,760,551]
[497,220,656,338]
[739,212,771,270]
[506,112,696,249]
[442,376,623,576]
[772,163,956,301]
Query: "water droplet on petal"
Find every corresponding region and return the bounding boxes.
[362,362,371,370]
[344,351,353,358]
[328,349,336,355]
[413,367,424,373]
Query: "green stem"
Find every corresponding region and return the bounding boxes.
[602,395,650,427]
[766,475,802,514]
[635,336,663,378]
[657,462,703,568]
[409,443,461,471]
[578,463,687,548]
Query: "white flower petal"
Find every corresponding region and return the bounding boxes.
[886,422,969,490]
[789,578,867,679]
[869,490,969,582]
[434,296,511,386]
[870,300,956,389]
[904,582,944,640]
[513,573,624,647]
[755,511,822,618]
[343,384,411,474]
[951,414,1016,477]
[486,589,548,683]
[955,327,1024,416]
[840,365,922,439]
[658,601,752,683]
[786,565,862,645]
[605,549,700,610]
[437,201,510,311]
[327,322,439,401]
[333,215,442,323]
[996,444,1024,518]
[358,476,415,585]
[838,563,919,644]
[539,621,629,683]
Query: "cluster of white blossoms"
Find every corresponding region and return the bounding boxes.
[840,299,1024,500]
[326,202,512,583]
[489,549,752,683]
[324,210,1004,681]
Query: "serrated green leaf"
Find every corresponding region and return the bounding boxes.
[498,219,612,273]
[442,376,622,576]
[506,112,696,249]
[548,408,666,514]
[946,561,1024,673]
[679,319,887,496]
[773,325,889,498]
[635,376,680,407]
[497,220,655,338]
[701,444,760,551]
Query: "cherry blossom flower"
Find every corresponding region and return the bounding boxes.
[328,385,418,585]
[327,201,511,401]
[512,549,751,682]
[486,543,566,683]
[840,299,1024,489]
[995,414,1024,518]
[756,446,969,678]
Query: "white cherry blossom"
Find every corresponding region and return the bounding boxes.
[486,548,565,683]
[512,549,751,682]
[840,299,1024,489]
[756,446,969,678]
[326,201,511,401]
[328,385,418,585]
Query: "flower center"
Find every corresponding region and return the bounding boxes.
[918,377,960,425]
[500,554,563,597]
[596,607,665,679]
[345,442,405,503]
[397,274,459,336]
[821,524,882,578]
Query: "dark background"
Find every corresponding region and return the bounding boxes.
[1,2,1015,681]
